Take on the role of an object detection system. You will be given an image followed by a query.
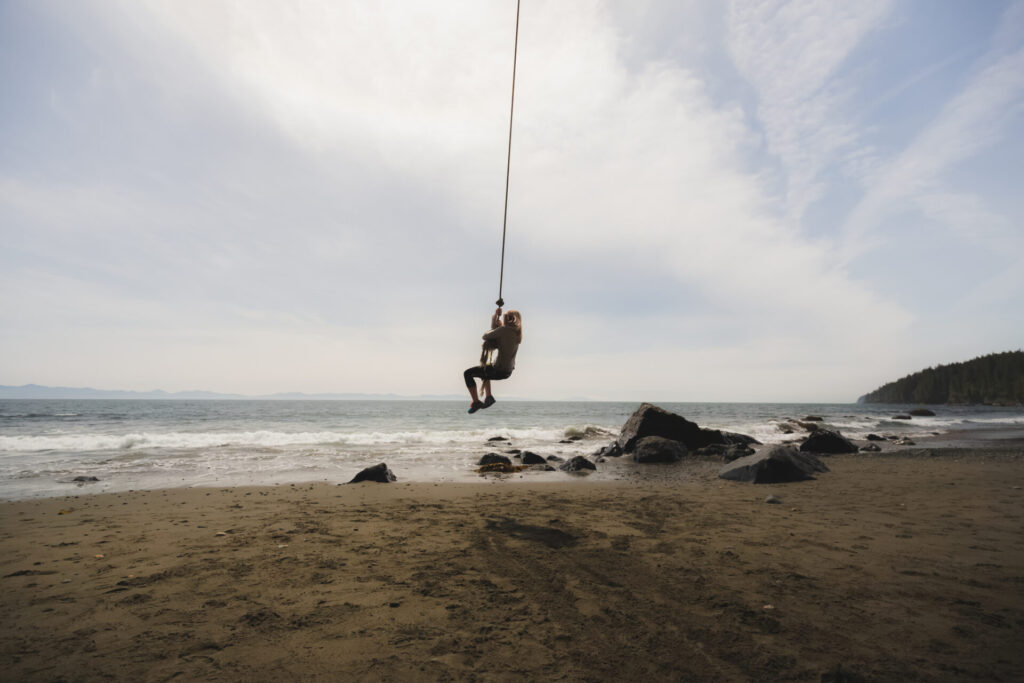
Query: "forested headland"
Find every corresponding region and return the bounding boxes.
[859,351,1024,405]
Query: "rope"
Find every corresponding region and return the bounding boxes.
[496,0,520,309]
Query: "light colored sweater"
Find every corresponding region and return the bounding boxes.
[481,326,520,374]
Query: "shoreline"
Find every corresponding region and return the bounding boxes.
[3,400,1023,502]
[3,450,1023,680]
[5,422,1024,503]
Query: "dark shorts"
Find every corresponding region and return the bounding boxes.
[464,365,512,388]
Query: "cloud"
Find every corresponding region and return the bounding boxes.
[726,0,894,222]
[841,43,1024,258]
[2,1,1018,400]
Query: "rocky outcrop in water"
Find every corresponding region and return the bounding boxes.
[616,403,759,453]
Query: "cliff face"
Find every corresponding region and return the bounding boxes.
[860,351,1024,405]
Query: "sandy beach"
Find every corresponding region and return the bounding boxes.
[3,446,1023,681]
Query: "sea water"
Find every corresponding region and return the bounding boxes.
[1,399,1022,499]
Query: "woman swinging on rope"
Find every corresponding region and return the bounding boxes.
[463,1,523,415]
[464,306,522,413]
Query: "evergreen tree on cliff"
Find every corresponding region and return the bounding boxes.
[860,351,1024,405]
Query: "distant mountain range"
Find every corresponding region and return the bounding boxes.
[0,384,466,401]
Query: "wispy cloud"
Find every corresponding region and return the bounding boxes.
[841,43,1024,258]
[726,0,894,223]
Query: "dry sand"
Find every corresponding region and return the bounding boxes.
[2,450,1023,681]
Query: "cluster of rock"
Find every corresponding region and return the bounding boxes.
[588,403,836,484]
[475,450,596,475]
[347,402,919,485]
[591,403,760,464]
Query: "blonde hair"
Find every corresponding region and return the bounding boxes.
[503,310,523,342]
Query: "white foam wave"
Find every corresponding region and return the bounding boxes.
[0,426,577,454]
[563,425,616,439]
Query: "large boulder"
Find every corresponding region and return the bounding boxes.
[632,436,687,463]
[909,408,936,416]
[719,446,828,484]
[617,403,756,452]
[799,429,858,454]
[348,463,397,484]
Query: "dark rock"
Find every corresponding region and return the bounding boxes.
[617,403,755,452]
[909,409,936,416]
[725,444,755,462]
[892,414,912,420]
[860,444,881,452]
[896,438,916,446]
[695,443,756,461]
[803,415,824,422]
[558,440,573,444]
[559,456,596,473]
[593,442,623,458]
[348,463,397,484]
[520,451,546,465]
[546,455,564,463]
[719,446,828,484]
[866,434,884,441]
[73,476,99,482]
[487,436,509,442]
[477,463,525,474]
[568,435,582,442]
[633,436,687,463]
[478,453,511,467]
[799,429,858,454]
[506,449,521,455]
[720,431,761,446]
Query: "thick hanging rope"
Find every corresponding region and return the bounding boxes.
[496,0,520,309]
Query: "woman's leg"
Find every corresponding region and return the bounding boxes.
[481,369,510,406]
[464,367,484,404]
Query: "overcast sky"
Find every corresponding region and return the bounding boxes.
[2,0,1022,402]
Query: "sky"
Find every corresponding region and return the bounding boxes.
[1,0,1022,402]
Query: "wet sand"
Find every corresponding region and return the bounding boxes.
[2,449,1023,681]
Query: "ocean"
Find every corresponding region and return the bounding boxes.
[2,399,1022,500]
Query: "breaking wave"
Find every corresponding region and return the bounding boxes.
[0,426,579,454]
